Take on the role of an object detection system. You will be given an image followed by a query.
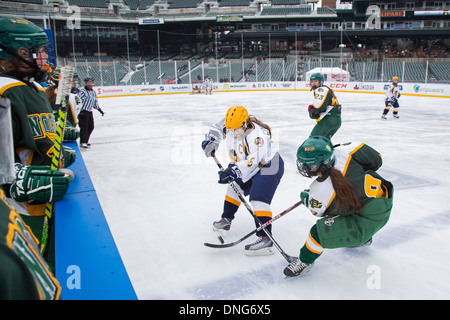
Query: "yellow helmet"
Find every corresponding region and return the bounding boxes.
[392,76,399,82]
[225,106,249,130]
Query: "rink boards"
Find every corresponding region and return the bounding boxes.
[94,81,450,99]
[54,141,137,300]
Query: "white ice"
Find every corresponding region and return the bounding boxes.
[81,89,450,300]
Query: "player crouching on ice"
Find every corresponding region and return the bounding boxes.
[201,106,284,256]
[283,136,393,277]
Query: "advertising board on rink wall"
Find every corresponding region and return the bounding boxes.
[95,81,450,99]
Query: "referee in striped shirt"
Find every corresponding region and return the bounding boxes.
[77,77,104,149]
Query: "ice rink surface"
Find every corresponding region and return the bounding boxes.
[81,89,450,300]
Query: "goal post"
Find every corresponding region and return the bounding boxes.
[191,80,204,94]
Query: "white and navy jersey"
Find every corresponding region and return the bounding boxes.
[385,84,400,102]
[208,118,278,183]
[77,88,100,112]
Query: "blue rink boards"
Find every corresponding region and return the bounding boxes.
[54,142,137,300]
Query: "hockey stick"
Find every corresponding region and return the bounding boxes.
[204,200,302,248]
[211,153,297,263]
[41,65,75,256]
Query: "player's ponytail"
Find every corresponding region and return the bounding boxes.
[329,166,363,214]
[248,115,272,138]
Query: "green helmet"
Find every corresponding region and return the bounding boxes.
[296,136,335,178]
[0,17,49,60]
[310,73,324,82]
[310,72,324,89]
[0,17,49,82]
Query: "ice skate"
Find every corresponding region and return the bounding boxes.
[381,115,387,120]
[244,236,274,256]
[283,259,314,278]
[348,238,372,248]
[393,114,399,119]
[213,218,231,237]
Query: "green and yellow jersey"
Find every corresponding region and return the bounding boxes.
[0,188,60,300]
[0,74,56,167]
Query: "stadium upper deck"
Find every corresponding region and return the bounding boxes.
[0,0,449,72]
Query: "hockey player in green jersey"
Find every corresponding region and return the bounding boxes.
[284,136,393,277]
[0,17,74,269]
[307,73,342,140]
[0,97,62,299]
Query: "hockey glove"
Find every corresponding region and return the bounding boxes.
[63,125,80,142]
[201,130,221,157]
[61,146,76,168]
[308,105,314,112]
[300,189,310,207]
[10,164,71,203]
[218,164,241,184]
[202,136,219,158]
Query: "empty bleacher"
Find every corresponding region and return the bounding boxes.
[122,0,156,10]
[168,0,202,9]
[66,0,108,8]
[191,62,254,83]
[75,64,129,86]
[348,61,378,81]
[383,61,427,82]
[261,6,311,15]
[271,0,302,4]
[218,0,251,7]
[428,61,450,81]
[245,61,297,82]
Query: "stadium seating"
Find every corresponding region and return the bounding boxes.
[123,0,155,10]
[261,7,312,15]
[348,61,378,81]
[4,0,42,4]
[168,0,202,9]
[66,0,108,8]
[191,61,253,83]
[428,61,450,81]
[244,61,297,82]
[383,61,427,82]
[271,0,303,4]
[219,0,251,7]
[75,64,129,86]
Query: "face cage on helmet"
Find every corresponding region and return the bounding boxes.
[297,159,331,178]
[310,79,323,90]
[2,37,54,82]
[17,44,50,59]
[297,159,315,178]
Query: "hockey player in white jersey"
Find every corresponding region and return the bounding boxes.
[204,76,213,95]
[381,76,401,120]
[201,106,284,255]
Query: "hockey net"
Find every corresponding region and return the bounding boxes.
[191,80,204,94]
